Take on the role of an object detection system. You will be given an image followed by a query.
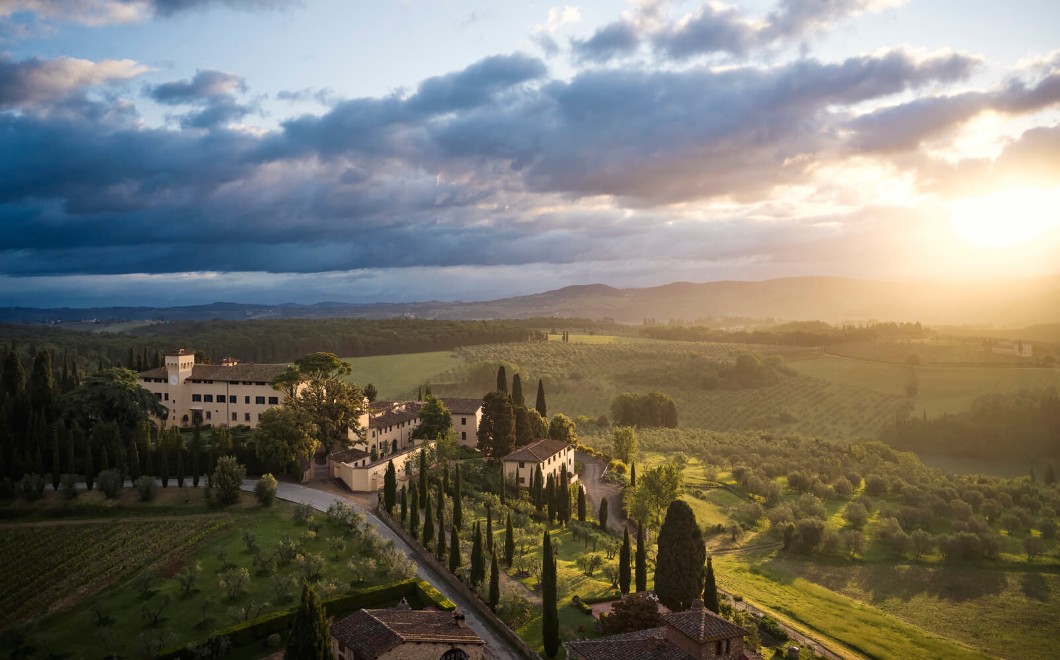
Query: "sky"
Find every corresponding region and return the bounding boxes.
[1,0,1059,307]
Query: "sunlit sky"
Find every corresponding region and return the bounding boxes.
[1,0,1059,307]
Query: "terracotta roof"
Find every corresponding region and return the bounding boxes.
[440,397,482,414]
[331,608,483,658]
[567,628,687,660]
[332,447,370,464]
[502,439,572,463]
[138,362,289,383]
[662,603,748,644]
[373,408,420,427]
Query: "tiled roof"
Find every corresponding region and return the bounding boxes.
[440,397,483,414]
[331,608,483,658]
[332,447,370,464]
[373,408,420,427]
[502,439,571,463]
[567,628,688,660]
[138,362,289,383]
[663,604,748,644]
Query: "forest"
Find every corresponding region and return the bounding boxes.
[640,320,925,347]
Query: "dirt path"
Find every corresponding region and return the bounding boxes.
[576,452,630,533]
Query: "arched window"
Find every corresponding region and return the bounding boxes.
[440,650,469,660]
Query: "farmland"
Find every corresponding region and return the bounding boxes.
[343,350,464,400]
[7,491,415,658]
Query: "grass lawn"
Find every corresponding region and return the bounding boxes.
[12,492,410,659]
[789,356,1060,417]
[342,351,464,400]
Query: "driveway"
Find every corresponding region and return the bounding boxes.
[576,452,629,533]
[240,479,521,659]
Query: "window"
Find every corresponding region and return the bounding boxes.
[255,396,265,404]
[245,396,250,404]
[519,461,525,468]
[205,411,212,420]
[716,641,722,655]
[204,394,213,403]
[232,412,237,421]
[164,393,169,401]
[245,413,251,422]
[192,394,202,402]
[268,396,278,405]
[519,476,526,484]
[461,417,467,425]
[461,432,466,441]
[254,381,266,386]
[257,413,263,421]
[229,395,237,403]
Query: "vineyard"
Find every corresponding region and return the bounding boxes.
[432,340,903,440]
[0,516,231,628]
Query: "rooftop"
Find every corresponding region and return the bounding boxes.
[331,606,483,658]
[502,438,572,463]
[440,397,483,414]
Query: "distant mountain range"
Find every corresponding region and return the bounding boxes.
[3,275,1059,326]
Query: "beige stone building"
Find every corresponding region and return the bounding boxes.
[330,601,484,660]
[442,397,483,447]
[138,349,292,429]
[501,439,576,488]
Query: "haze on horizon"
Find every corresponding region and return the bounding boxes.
[1,0,1059,308]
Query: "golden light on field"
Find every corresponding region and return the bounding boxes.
[946,187,1060,248]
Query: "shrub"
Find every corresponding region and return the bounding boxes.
[254,474,278,506]
[758,615,789,643]
[98,469,123,499]
[61,474,79,500]
[212,456,246,506]
[135,475,158,502]
[608,459,628,474]
[20,473,46,501]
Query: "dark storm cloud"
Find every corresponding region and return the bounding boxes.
[570,21,641,63]
[149,0,295,17]
[407,53,547,114]
[574,0,891,64]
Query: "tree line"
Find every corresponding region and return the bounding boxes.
[640,320,925,347]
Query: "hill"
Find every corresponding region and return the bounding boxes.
[2,274,1058,326]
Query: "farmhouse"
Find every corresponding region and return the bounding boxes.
[137,349,292,429]
[567,598,760,660]
[501,439,577,487]
[330,600,485,660]
[992,340,1033,357]
[443,397,483,447]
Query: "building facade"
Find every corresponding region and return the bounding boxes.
[138,349,291,429]
[330,602,484,660]
[502,439,577,488]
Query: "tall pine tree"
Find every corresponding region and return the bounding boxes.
[635,524,647,592]
[511,373,524,406]
[449,525,461,573]
[285,584,335,660]
[535,379,547,418]
[470,522,485,586]
[504,513,515,567]
[453,464,463,530]
[703,556,719,613]
[383,460,397,514]
[619,528,632,594]
[423,489,434,552]
[542,529,560,658]
[598,497,609,530]
[577,485,587,522]
[496,365,508,394]
[654,500,705,611]
[488,549,500,611]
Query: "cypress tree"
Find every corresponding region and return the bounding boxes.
[535,379,547,418]
[486,507,494,554]
[400,485,408,525]
[542,529,559,658]
[65,424,76,477]
[285,584,335,660]
[84,442,95,490]
[630,461,637,488]
[99,443,109,473]
[577,486,587,522]
[511,373,524,406]
[383,460,397,514]
[471,522,485,586]
[496,365,508,394]
[127,432,140,482]
[533,465,544,509]
[176,450,185,487]
[558,470,570,524]
[423,489,434,551]
[409,491,420,541]
[453,465,463,530]
[598,497,609,530]
[418,450,427,509]
[159,448,169,488]
[635,524,647,592]
[443,462,450,495]
[546,474,557,523]
[190,426,201,487]
[448,525,461,573]
[50,428,60,490]
[488,549,500,611]
[654,500,705,612]
[504,513,515,567]
[703,556,719,613]
[436,504,447,560]
[619,528,632,594]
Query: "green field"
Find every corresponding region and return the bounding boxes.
[9,491,413,658]
[343,350,464,399]
[789,355,1060,416]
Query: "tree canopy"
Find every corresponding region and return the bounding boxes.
[60,368,166,433]
[412,394,452,441]
[273,352,365,453]
[255,406,317,475]
[654,500,705,611]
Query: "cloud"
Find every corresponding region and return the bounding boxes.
[571,20,641,63]
[146,69,257,128]
[0,0,296,26]
[0,54,149,108]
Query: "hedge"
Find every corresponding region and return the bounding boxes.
[158,578,450,658]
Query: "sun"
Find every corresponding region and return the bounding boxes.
[946,187,1060,249]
